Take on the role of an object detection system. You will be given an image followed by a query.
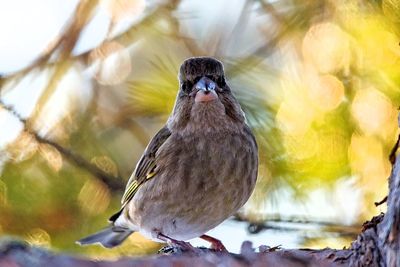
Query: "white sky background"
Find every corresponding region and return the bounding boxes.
[0,0,113,74]
[0,0,78,74]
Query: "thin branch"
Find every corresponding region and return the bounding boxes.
[0,99,124,192]
[27,0,99,125]
[1,0,173,82]
[375,196,388,207]
[168,16,206,56]
[2,0,99,84]
[234,214,361,236]
[258,0,288,26]
[79,0,182,64]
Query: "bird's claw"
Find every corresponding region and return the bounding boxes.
[210,239,228,252]
[158,243,197,254]
[157,232,197,253]
[170,240,195,251]
[158,246,178,254]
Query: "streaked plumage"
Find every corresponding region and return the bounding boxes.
[78,57,258,250]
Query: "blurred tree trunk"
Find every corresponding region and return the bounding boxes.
[0,117,399,267]
[349,131,400,267]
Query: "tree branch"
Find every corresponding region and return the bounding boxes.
[0,237,351,267]
[0,99,124,191]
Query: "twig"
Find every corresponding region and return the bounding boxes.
[389,134,400,165]
[0,99,124,191]
[79,0,182,63]
[168,16,206,56]
[258,0,288,25]
[234,214,361,236]
[28,0,99,125]
[374,196,388,207]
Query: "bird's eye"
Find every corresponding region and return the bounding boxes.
[181,82,192,93]
[181,78,200,93]
[217,76,226,88]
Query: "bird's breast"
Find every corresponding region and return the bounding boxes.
[158,129,257,210]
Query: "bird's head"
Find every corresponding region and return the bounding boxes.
[169,57,245,131]
[179,57,226,103]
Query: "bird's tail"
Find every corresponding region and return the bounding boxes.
[76,226,134,248]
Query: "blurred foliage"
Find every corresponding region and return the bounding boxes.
[0,0,399,257]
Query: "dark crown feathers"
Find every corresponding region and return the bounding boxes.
[179,57,225,83]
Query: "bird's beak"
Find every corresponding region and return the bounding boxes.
[194,77,218,103]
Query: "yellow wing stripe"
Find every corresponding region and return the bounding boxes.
[121,169,157,207]
[146,171,156,179]
[121,180,139,206]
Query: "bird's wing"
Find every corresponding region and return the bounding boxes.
[123,125,171,205]
[109,126,171,222]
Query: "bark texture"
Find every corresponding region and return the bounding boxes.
[0,238,351,267]
[349,131,400,267]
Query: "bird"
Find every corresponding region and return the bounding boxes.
[77,57,258,251]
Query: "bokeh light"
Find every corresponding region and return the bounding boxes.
[302,22,350,74]
[351,87,396,136]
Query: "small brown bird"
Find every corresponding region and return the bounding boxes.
[77,57,258,251]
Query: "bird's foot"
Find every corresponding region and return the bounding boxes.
[158,246,178,254]
[157,233,196,253]
[171,239,195,251]
[200,234,228,252]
